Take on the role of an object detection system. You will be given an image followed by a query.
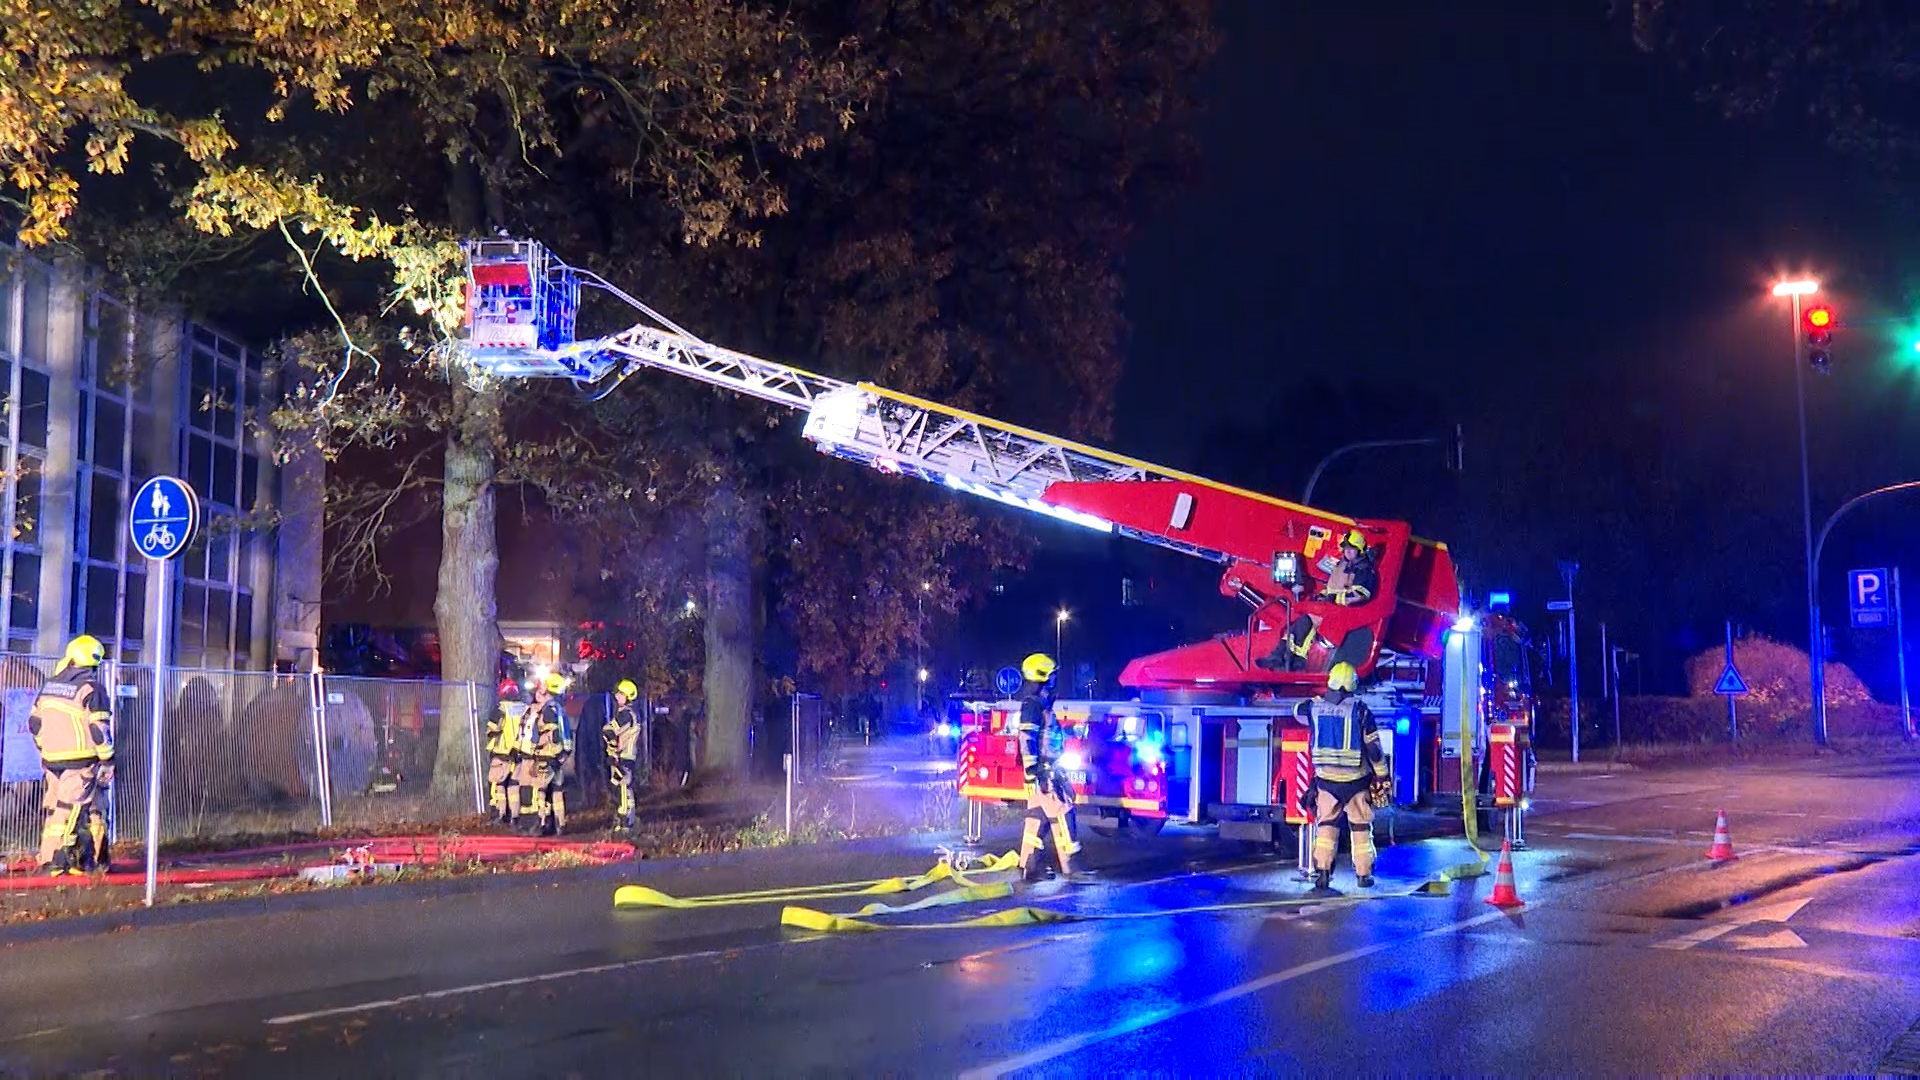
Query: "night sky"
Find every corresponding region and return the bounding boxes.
[1091,1,1920,695]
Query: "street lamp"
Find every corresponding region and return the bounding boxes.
[1772,278,1824,745]
[1055,608,1069,663]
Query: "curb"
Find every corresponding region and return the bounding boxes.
[1534,761,1639,775]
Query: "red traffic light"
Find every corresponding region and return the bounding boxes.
[1805,306,1834,329]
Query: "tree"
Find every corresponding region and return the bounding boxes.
[3,0,868,795]
[1625,1,1920,165]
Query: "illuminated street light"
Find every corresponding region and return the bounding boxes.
[1771,278,1824,745]
[1055,608,1069,666]
[917,668,929,683]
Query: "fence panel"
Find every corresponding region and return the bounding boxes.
[791,694,830,784]
[320,676,484,829]
[1,654,488,861]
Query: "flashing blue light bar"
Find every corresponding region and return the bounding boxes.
[1452,614,1478,633]
[1394,715,1411,736]
[1488,591,1511,608]
[1134,737,1164,768]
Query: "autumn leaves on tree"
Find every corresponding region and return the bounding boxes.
[0,0,1212,788]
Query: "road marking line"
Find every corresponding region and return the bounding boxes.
[265,940,811,1026]
[1654,897,1809,951]
[957,909,1512,1079]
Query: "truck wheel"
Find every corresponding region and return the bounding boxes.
[1129,816,1166,837]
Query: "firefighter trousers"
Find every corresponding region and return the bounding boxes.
[38,764,99,869]
[1312,783,1376,877]
[608,758,635,820]
[516,757,565,830]
[1018,784,1078,874]
[487,754,518,818]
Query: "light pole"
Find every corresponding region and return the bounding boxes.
[1773,279,1824,745]
[1055,608,1069,666]
[917,581,930,710]
[1300,424,1463,507]
[1810,479,1920,744]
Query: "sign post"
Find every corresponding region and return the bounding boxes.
[128,475,198,908]
[1716,621,1749,741]
[1898,569,1913,740]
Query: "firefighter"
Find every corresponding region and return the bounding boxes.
[484,684,526,824]
[1296,661,1390,891]
[1269,529,1380,672]
[516,673,573,835]
[603,679,641,829]
[30,636,114,876]
[1013,652,1080,882]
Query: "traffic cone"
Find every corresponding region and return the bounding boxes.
[1706,810,1737,861]
[1485,840,1523,908]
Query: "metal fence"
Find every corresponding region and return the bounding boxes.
[0,655,487,859]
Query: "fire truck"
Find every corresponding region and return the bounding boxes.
[453,238,1535,846]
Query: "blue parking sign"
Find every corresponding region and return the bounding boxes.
[128,476,198,561]
[1850,568,1891,629]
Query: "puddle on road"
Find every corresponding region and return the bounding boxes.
[1652,855,1885,920]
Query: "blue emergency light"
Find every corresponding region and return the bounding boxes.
[1488,591,1512,609]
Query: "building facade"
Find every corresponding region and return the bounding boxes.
[0,247,322,670]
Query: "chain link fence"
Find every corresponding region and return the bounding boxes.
[0,653,488,859]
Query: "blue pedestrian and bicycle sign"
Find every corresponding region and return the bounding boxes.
[1850,568,1891,629]
[995,666,1023,696]
[128,476,198,561]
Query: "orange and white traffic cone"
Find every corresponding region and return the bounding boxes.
[1706,810,1737,861]
[1485,840,1523,908]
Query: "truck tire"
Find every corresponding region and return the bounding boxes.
[1130,816,1166,837]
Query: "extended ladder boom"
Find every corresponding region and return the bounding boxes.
[458,238,1460,690]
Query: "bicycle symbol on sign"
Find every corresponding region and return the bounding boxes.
[142,523,176,554]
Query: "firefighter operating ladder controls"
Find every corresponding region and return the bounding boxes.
[455,238,1526,846]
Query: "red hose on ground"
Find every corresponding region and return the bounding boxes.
[1,835,636,889]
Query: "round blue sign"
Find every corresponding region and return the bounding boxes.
[128,476,199,561]
[995,666,1022,696]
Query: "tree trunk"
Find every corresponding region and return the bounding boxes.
[431,376,503,801]
[702,473,757,777]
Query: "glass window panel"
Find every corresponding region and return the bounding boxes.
[21,264,47,364]
[18,367,48,449]
[213,442,237,507]
[0,358,10,422]
[179,582,206,651]
[68,561,82,637]
[85,565,116,638]
[122,568,145,641]
[87,472,118,560]
[205,585,230,659]
[0,269,12,356]
[9,552,40,630]
[190,350,214,431]
[241,452,260,512]
[216,362,238,440]
[131,408,159,480]
[97,301,130,386]
[234,592,252,663]
[187,432,212,496]
[12,459,40,547]
[242,367,261,416]
[117,642,138,665]
[74,392,89,461]
[208,530,233,584]
[182,530,208,582]
[93,397,124,472]
[191,325,215,349]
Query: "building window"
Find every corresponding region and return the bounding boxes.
[177,325,260,669]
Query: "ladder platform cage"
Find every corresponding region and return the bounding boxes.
[458,239,587,378]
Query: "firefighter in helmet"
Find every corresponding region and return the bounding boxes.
[603,679,641,829]
[1269,529,1381,672]
[1296,661,1390,891]
[516,672,573,835]
[485,683,526,824]
[1014,652,1080,881]
[30,636,114,876]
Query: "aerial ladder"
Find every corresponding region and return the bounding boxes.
[456,239,1521,846]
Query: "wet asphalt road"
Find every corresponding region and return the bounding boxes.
[4,753,1920,1076]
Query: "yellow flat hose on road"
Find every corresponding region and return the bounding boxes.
[612,851,1020,910]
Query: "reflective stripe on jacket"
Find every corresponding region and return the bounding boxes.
[29,666,113,765]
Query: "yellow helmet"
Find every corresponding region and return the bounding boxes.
[543,672,569,694]
[61,635,105,671]
[1021,653,1057,684]
[1341,529,1367,552]
[614,679,638,700]
[1326,662,1358,693]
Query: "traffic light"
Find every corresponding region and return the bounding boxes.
[1805,305,1834,372]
